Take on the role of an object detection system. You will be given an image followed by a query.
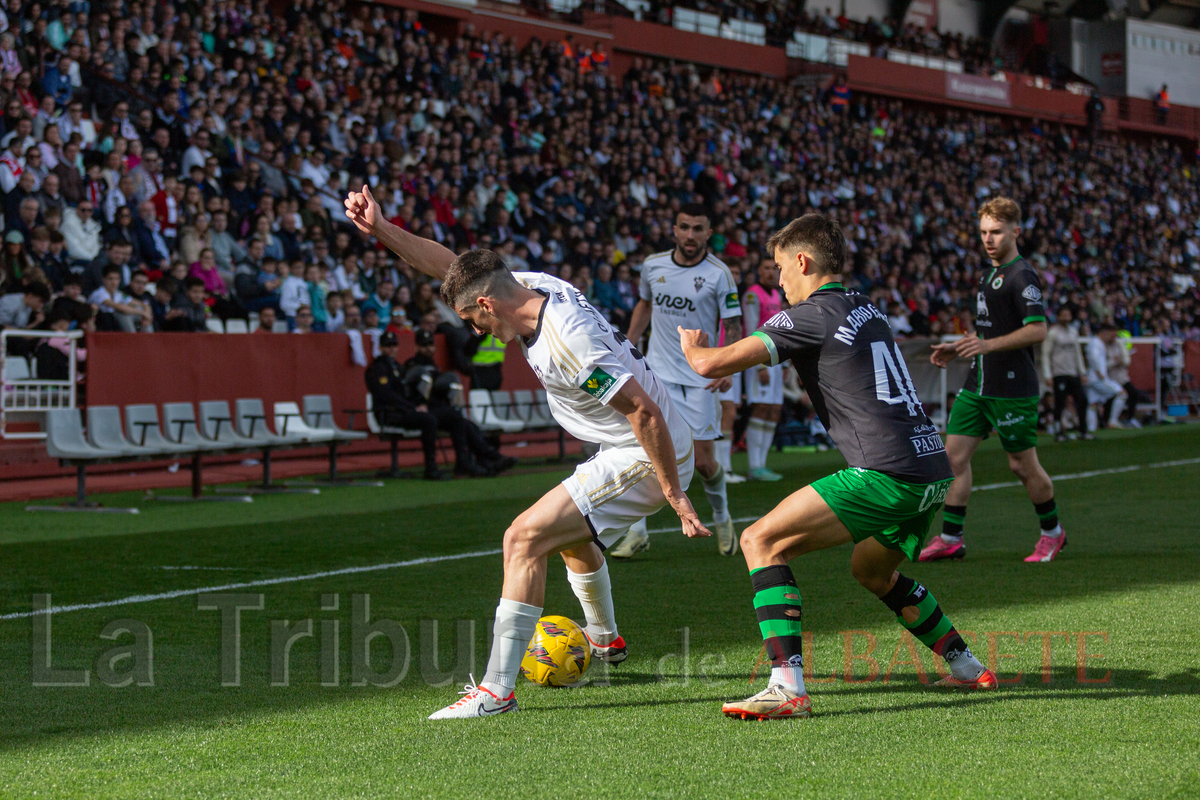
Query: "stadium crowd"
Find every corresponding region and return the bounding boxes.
[0,0,1195,370]
[647,1,995,71]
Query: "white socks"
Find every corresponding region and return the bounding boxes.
[701,464,730,523]
[771,655,807,695]
[1041,524,1064,538]
[746,418,776,471]
[566,560,618,646]
[1108,396,1126,427]
[482,598,541,693]
[946,647,986,682]
[714,436,733,473]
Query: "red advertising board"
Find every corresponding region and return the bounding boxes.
[945,72,1012,107]
[1101,51,1124,77]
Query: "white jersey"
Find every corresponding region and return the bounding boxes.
[638,250,741,387]
[514,272,691,455]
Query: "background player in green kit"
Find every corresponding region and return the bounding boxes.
[921,197,1067,564]
[680,214,995,720]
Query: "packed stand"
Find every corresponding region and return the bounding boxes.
[642,1,996,72]
[0,0,1194,379]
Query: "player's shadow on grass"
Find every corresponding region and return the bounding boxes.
[523,668,1199,714]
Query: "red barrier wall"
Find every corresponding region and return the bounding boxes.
[86,332,540,428]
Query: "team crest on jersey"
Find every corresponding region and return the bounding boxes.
[991,276,1004,290]
[1022,285,1042,301]
[694,276,706,292]
[764,311,792,329]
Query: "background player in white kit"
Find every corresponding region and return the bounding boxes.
[616,204,742,558]
[741,257,786,482]
[345,185,709,719]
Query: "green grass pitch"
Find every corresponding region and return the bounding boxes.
[1,426,1198,798]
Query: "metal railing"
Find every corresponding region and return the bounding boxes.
[1,329,83,440]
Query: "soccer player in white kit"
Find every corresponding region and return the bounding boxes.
[344,186,708,719]
[618,204,742,557]
[742,257,786,481]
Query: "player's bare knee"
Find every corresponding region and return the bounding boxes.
[739,522,774,559]
[1007,453,1033,481]
[850,563,889,596]
[502,521,540,564]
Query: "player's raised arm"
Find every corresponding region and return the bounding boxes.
[679,327,770,379]
[344,184,456,281]
[607,380,711,540]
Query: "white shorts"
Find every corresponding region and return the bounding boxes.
[717,371,742,405]
[665,381,720,440]
[564,442,696,550]
[1086,378,1123,405]
[745,363,784,405]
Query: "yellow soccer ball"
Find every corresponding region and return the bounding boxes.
[520,615,592,687]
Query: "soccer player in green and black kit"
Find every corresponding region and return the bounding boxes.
[920,197,1066,564]
[680,214,995,720]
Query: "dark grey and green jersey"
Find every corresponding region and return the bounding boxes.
[752,283,953,485]
[963,255,1046,398]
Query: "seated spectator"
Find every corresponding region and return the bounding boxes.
[326,292,345,333]
[150,276,189,331]
[305,264,329,332]
[887,301,913,337]
[279,259,309,326]
[47,274,89,325]
[89,264,151,332]
[293,304,315,334]
[190,248,241,320]
[0,281,49,330]
[34,307,85,382]
[235,257,281,313]
[254,306,278,334]
[360,279,395,329]
[59,200,102,264]
[170,276,210,332]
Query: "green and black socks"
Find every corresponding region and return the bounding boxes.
[880,575,983,680]
[941,504,966,541]
[1035,498,1062,536]
[750,565,806,693]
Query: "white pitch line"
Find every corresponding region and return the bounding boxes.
[0,549,501,621]
[8,456,1200,621]
[971,456,1200,491]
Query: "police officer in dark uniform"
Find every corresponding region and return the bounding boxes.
[366,329,447,480]
[401,329,516,477]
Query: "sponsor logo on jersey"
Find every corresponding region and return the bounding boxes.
[694,276,706,292]
[654,294,697,312]
[910,433,946,456]
[764,311,792,329]
[991,276,1004,290]
[833,304,888,346]
[995,412,1026,427]
[725,291,739,309]
[532,365,545,385]
[577,472,589,484]
[976,291,989,318]
[1022,285,1042,302]
[554,291,567,302]
[581,367,616,398]
[656,276,667,283]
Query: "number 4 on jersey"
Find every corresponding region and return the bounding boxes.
[871,341,922,417]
